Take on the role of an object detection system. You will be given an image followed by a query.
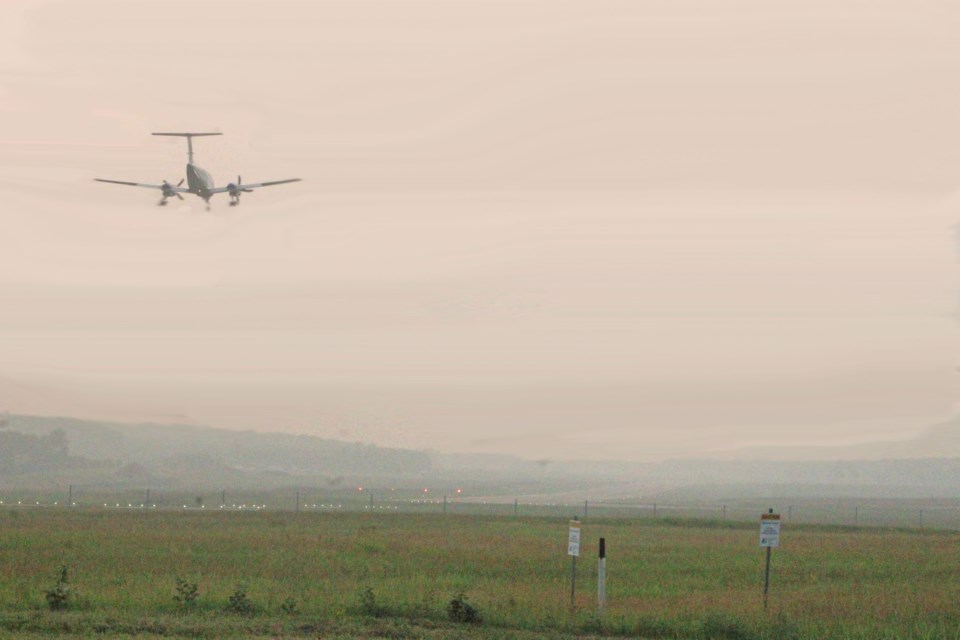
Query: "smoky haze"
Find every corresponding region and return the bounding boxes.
[1,1,959,462]
[6,414,960,516]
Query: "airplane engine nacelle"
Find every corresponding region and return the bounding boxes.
[158,179,184,202]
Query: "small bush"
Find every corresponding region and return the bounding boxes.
[701,613,754,640]
[633,615,677,639]
[44,565,70,611]
[446,591,481,624]
[761,615,801,640]
[173,576,199,607]
[226,584,255,615]
[358,587,380,616]
[280,596,298,615]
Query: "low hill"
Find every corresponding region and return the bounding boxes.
[4,414,431,478]
[6,414,960,499]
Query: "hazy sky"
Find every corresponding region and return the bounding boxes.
[2,0,960,460]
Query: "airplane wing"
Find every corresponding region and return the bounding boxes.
[208,178,301,194]
[94,178,189,192]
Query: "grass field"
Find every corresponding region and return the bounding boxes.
[0,508,958,639]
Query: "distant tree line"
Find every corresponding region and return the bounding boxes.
[0,428,106,475]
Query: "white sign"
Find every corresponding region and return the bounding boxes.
[567,520,581,557]
[759,513,781,548]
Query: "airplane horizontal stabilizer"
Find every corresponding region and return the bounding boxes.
[152,132,222,137]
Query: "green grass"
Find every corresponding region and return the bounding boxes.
[0,508,958,638]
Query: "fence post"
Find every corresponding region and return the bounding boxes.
[515,498,518,517]
[598,537,606,615]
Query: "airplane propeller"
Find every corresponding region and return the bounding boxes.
[158,178,185,206]
[226,175,252,206]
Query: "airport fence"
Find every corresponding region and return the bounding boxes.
[1,485,959,531]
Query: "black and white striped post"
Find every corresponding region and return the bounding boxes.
[598,537,606,615]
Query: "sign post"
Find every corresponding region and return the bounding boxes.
[759,509,780,610]
[568,518,580,609]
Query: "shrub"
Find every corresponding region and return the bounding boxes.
[701,613,753,640]
[226,584,255,615]
[280,596,298,615]
[446,591,481,624]
[357,587,387,616]
[173,576,199,607]
[358,587,380,616]
[761,615,801,640]
[633,615,676,638]
[44,565,70,611]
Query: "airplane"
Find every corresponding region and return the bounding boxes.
[95,132,301,209]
